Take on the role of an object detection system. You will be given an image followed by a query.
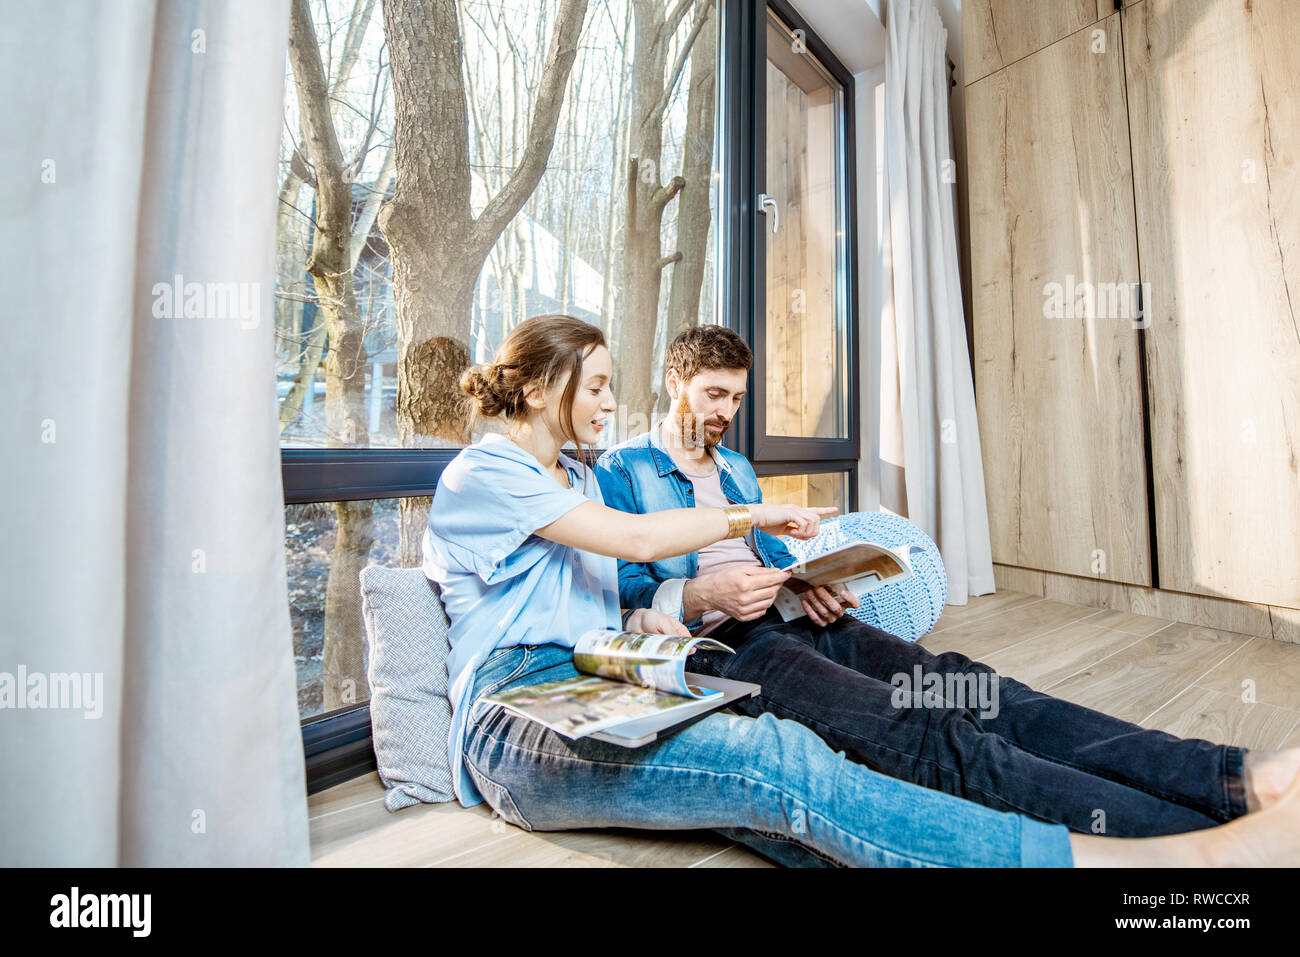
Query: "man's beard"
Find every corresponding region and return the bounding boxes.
[676,390,730,449]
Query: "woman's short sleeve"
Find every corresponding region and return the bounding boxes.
[426,450,591,584]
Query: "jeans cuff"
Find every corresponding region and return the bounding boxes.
[1223,745,1250,819]
[1019,817,1073,868]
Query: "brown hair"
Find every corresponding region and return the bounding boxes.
[664,324,753,382]
[461,313,606,463]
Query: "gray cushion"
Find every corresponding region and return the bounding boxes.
[359,565,455,811]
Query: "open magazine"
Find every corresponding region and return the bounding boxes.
[482,629,736,741]
[773,541,918,622]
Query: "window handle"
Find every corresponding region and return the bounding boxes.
[757,193,779,233]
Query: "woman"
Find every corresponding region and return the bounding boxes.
[423,314,1300,867]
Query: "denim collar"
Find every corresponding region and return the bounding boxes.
[649,418,732,479]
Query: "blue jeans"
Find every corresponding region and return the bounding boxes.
[690,609,1250,837]
[461,642,1074,867]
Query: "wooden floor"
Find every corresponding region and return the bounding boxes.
[309,589,1300,867]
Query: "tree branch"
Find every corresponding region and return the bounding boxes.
[289,147,316,187]
[275,289,347,307]
[289,0,348,193]
[346,44,389,178]
[334,0,379,96]
[349,144,396,268]
[649,1,712,132]
[472,0,590,255]
[283,0,379,195]
[665,0,694,37]
[652,175,686,210]
[278,194,321,231]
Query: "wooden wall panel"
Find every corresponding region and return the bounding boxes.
[1123,0,1300,609]
[964,0,1110,86]
[967,14,1152,584]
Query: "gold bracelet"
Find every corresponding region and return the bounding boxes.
[721,504,752,539]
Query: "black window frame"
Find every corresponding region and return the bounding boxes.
[722,0,859,504]
[292,0,860,793]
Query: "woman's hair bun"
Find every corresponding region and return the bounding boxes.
[461,364,507,418]
[459,315,605,428]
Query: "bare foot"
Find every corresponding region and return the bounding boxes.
[1200,766,1300,866]
[1070,767,1300,867]
[1244,748,1300,812]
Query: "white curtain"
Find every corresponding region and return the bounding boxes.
[878,0,995,604]
[0,0,307,864]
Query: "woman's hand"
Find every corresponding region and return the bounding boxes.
[623,607,692,638]
[749,503,838,540]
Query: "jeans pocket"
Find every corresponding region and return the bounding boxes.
[473,647,534,708]
[482,646,515,668]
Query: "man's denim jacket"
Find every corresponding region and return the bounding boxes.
[594,422,796,631]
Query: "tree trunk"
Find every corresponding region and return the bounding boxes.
[288,0,377,708]
[666,2,716,344]
[397,496,432,570]
[279,147,392,435]
[278,0,379,426]
[278,312,327,430]
[275,171,307,362]
[322,498,374,710]
[381,0,589,563]
[599,0,634,346]
[614,0,708,432]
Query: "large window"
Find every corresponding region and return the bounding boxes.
[276,0,858,784]
[762,10,850,443]
[278,0,721,723]
[732,0,859,520]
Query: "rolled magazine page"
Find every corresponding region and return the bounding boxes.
[773,543,919,622]
[572,629,732,698]
[785,542,914,587]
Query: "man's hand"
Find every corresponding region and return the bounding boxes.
[683,565,792,622]
[789,581,862,627]
[623,607,692,638]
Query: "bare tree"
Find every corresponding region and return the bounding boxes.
[287,0,392,710]
[379,0,589,564]
[277,0,379,425]
[664,1,715,347]
[612,0,712,428]
[598,0,634,345]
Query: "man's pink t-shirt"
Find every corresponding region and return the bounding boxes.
[681,462,764,635]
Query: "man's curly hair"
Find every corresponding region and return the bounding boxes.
[664,325,753,381]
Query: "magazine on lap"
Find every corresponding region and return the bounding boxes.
[483,629,735,741]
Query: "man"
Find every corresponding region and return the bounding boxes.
[595,325,1300,837]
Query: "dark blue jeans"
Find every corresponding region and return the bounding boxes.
[689,608,1250,837]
